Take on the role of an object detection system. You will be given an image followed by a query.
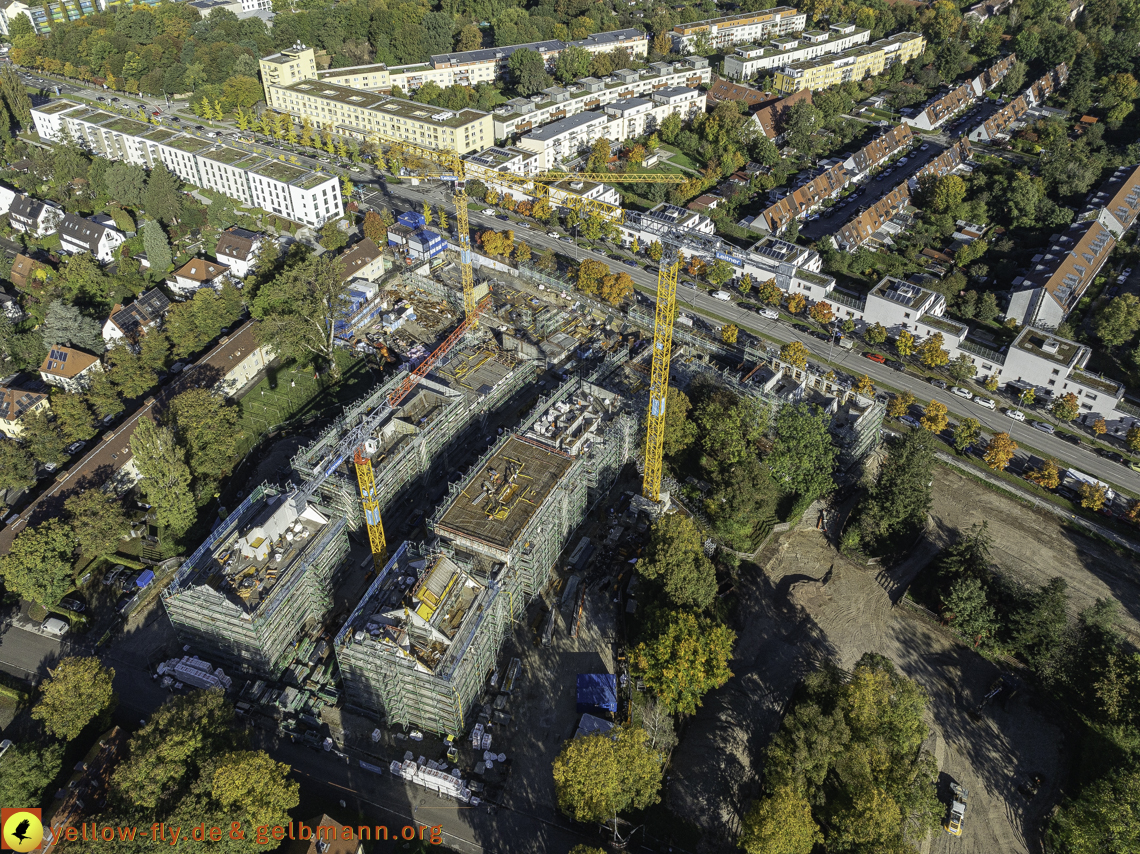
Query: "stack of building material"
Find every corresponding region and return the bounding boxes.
[158,656,233,692]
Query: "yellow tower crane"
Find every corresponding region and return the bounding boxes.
[642,253,682,504]
[340,129,684,568]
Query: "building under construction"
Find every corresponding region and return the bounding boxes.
[291,341,536,528]
[335,377,635,736]
[162,485,351,677]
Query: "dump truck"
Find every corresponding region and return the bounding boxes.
[945,783,968,836]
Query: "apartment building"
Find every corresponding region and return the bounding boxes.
[266,80,493,154]
[672,7,807,53]
[0,0,96,36]
[516,88,704,169]
[262,31,648,106]
[723,24,870,80]
[773,31,926,95]
[492,58,710,141]
[969,63,1068,142]
[32,102,343,227]
[904,55,1017,131]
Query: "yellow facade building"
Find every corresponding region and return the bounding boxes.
[773,31,925,94]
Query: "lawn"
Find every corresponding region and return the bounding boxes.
[659,144,701,172]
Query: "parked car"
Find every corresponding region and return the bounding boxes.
[900,415,922,429]
[951,386,974,400]
[1032,421,1056,434]
[930,378,948,389]
[973,397,996,410]
[864,352,887,364]
[886,360,906,372]
[1003,408,1026,421]
[624,259,638,267]
[41,616,69,637]
[920,144,930,151]
[1097,450,1126,464]
[1060,432,1082,446]
[760,307,780,320]
[103,565,127,586]
[59,597,85,613]
[482,208,496,215]
[65,441,86,456]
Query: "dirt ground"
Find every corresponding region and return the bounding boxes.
[929,465,1140,642]
[665,461,1139,853]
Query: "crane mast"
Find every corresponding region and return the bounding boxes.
[642,254,681,504]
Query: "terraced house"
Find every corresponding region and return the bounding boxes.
[31,101,342,227]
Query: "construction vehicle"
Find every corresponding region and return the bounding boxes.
[974,675,1015,715]
[944,783,968,836]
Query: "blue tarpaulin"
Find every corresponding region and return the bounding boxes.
[576,673,618,715]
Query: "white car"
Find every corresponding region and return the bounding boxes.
[482,208,496,215]
[548,231,559,238]
[951,386,974,400]
[1003,408,1026,421]
[920,143,930,151]
[760,307,779,320]
[1032,421,1056,434]
[898,157,909,166]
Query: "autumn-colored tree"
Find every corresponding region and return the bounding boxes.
[887,391,915,419]
[983,432,1018,471]
[809,301,834,325]
[920,400,948,433]
[1127,499,1140,524]
[865,323,887,345]
[739,786,821,854]
[361,210,386,244]
[1051,392,1080,422]
[896,330,916,357]
[855,374,874,396]
[577,259,610,296]
[983,374,1000,392]
[917,333,950,368]
[787,293,806,314]
[780,340,808,369]
[953,417,981,452]
[1027,458,1060,489]
[647,241,664,262]
[758,280,782,305]
[514,242,532,264]
[634,610,734,715]
[1128,424,1140,453]
[1092,417,1107,436]
[1080,482,1107,510]
[599,272,635,305]
[722,323,738,344]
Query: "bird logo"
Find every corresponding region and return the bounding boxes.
[1,809,43,852]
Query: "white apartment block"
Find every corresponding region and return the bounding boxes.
[32,101,342,227]
[516,89,705,169]
[262,30,649,105]
[493,59,710,141]
[722,24,870,80]
[266,80,493,155]
[673,6,806,53]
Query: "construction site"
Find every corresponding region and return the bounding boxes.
[334,376,635,736]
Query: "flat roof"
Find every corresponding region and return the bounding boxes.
[252,160,307,183]
[435,435,573,551]
[35,99,79,114]
[282,80,487,128]
[1014,328,1083,366]
[525,110,606,141]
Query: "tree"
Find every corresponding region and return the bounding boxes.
[927,173,966,215]
[64,489,128,559]
[251,254,351,378]
[1094,294,1140,346]
[1025,458,1061,492]
[83,373,124,421]
[576,258,610,295]
[1009,577,1070,670]
[983,432,1017,471]
[514,242,532,264]
[739,786,821,854]
[1051,392,1080,422]
[920,400,949,433]
[1047,765,1140,854]
[1080,482,1107,510]
[635,610,734,715]
[947,353,977,384]
[660,387,697,458]
[637,514,717,611]
[555,45,591,83]
[722,323,738,344]
[780,340,808,368]
[787,293,806,315]
[130,417,196,538]
[857,429,936,548]
[32,656,115,741]
[210,751,300,832]
[888,391,915,419]
[708,259,734,286]
[588,137,612,174]
[167,388,243,486]
[866,323,887,345]
[508,48,550,95]
[0,519,75,607]
[599,272,635,305]
[783,101,822,152]
[767,402,837,502]
[917,332,950,368]
[855,374,874,396]
[361,210,386,244]
[142,219,172,273]
[943,572,998,647]
[552,726,662,844]
[106,348,157,400]
[647,241,664,262]
[1128,424,1140,453]
[318,220,347,251]
[144,163,182,225]
[103,162,147,209]
[758,280,782,305]
[50,392,96,443]
[0,440,36,493]
[951,417,981,453]
[0,743,64,809]
[809,301,833,325]
[896,330,915,357]
[41,301,105,353]
[660,112,683,144]
[20,410,66,466]
[456,24,483,52]
[1092,417,1107,437]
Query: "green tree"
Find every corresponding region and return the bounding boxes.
[507,48,551,95]
[693,388,768,472]
[106,347,157,400]
[0,743,64,809]
[896,330,916,357]
[0,519,75,607]
[1009,577,1070,671]
[318,220,348,251]
[866,322,887,345]
[143,163,182,225]
[942,576,998,647]
[84,373,124,420]
[142,219,172,273]
[555,45,591,83]
[1096,294,1140,347]
[210,751,300,832]
[660,112,683,144]
[1047,765,1140,854]
[1051,392,1080,422]
[251,254,351,378]
[20,409,67,466]
[947,353,977,384]
[64,489,129,559]
[767,402,837,502]
[708,259,735,286]
[41,301,105,353]
[50,392,96,443]
[784,101,822,152]
[0,440,36,493]
[634,610,734,715]
[953,417,981,453]
[130,417,196,538]
[32,656,115,741]
[552,726,662,844]
[104,162,147,209]
[167,388,244,486]
[637,514,717,611]
[739,786,821,854]
[925,173,966,215]
[139,329,170,372]
[857,429,935,547]
[661,386,697,457]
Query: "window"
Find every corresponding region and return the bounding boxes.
[1047,379,1056,386]
[1052,368,1060,375]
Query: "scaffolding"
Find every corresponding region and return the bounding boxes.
[334,376,634,736]
[162,485,351,677]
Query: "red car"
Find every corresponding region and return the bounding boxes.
[863,352,886,364]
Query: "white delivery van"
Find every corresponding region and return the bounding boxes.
[712,290,732,301]
[760,307,779,320]
[41,616,69,637]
